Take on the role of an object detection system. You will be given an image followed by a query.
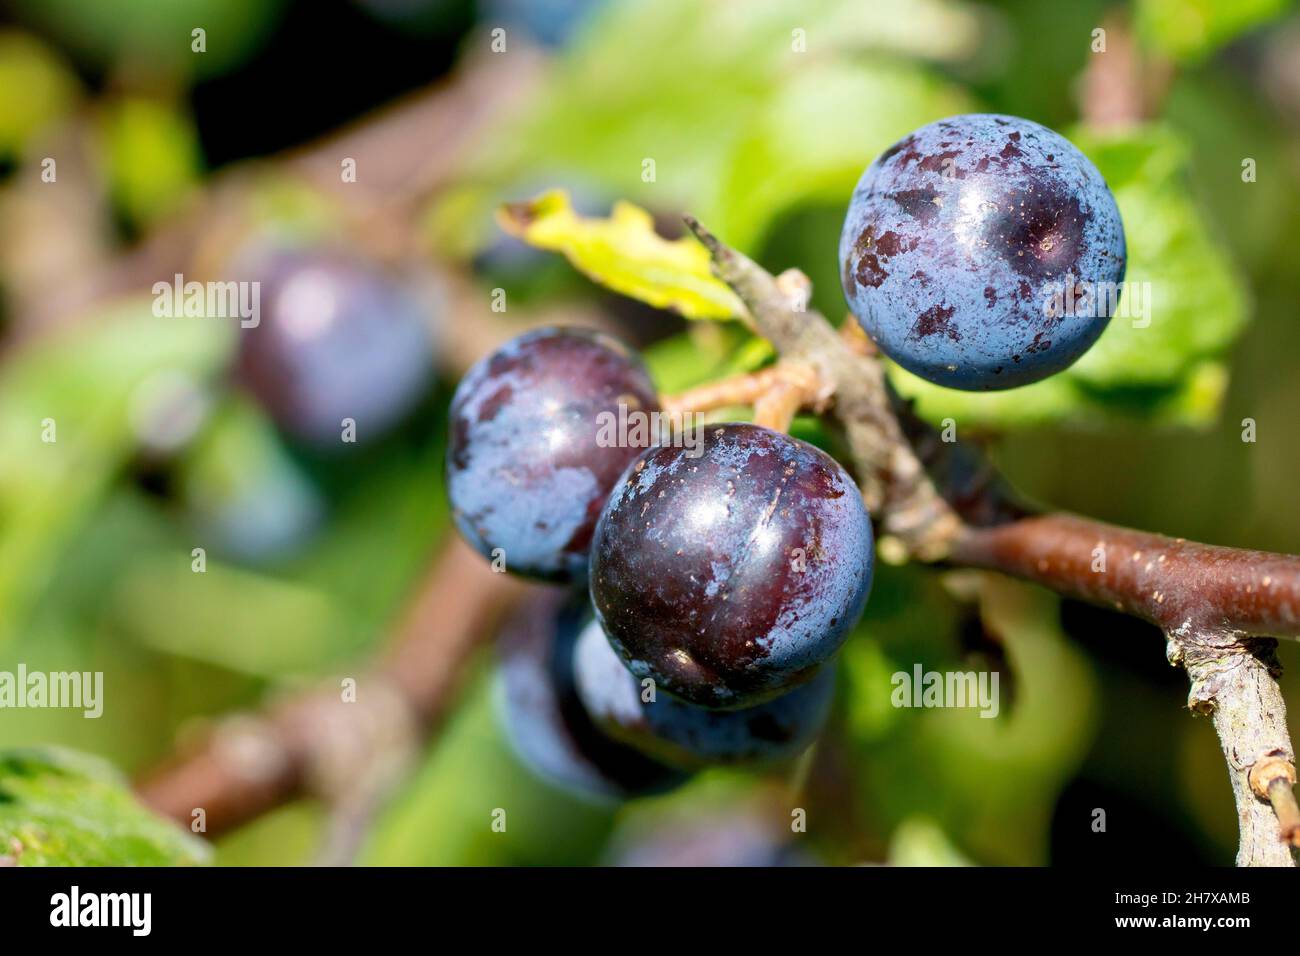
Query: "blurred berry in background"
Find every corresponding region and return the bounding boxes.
[234,247,439,450]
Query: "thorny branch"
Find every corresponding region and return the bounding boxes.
[682,216,1300,867]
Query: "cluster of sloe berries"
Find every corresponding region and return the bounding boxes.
[451,112,1125,795]
[448,326,871,794]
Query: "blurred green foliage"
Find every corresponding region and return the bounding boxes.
[0,303,231,646]
[100,98,203,230]
[0,30,79,158]
[7,0,287,78]
[843,575,1096,865]
[1135,0,1291,62]
[360,670,621,866]
[435,0,976,256]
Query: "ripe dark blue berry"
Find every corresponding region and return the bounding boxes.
[590,423,873,709]
[448,327,660,582]
[839,114,1126,390]
[495,590,685,800]
[572,619,835,769]
[236,249,437,446]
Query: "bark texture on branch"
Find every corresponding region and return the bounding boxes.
[948,516,1300,864]
[951,514,1300,639]
[1174,632,1298,866]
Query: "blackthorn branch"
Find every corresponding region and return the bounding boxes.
[684,215,1300,866]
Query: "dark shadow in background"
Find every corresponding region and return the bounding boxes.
[1052,601,1222,865]
[191,0,475,166]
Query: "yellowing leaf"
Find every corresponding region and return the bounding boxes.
[496,191,746,321]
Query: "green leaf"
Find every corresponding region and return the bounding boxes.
[1135,0,1290,63]
[498,190,746,320]
[213,803,323,866]
[888,123,1249,429]
[113,559,346,678]
[0,747,210,866]
[719,59,972,250]
[1067,125,1249,388]
[640,324,774,395]
[433,0,978,264]
[362,670,616,866]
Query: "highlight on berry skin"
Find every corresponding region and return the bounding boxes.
[589,422,873,710]
[449,318,866,786]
